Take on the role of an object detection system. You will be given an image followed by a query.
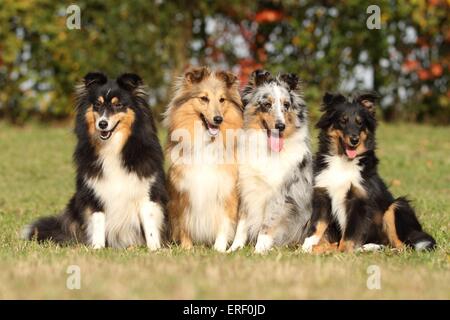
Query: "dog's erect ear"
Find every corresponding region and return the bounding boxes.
[251,69,272,87]
[216,71,238,88]
[117,73,143,91]
[83,72,107,88]
[355,91,380,115]
[185,66,210,84]
[280,73,299,91]
[322,92,346,111]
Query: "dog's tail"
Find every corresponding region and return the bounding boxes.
[388,197,436,251]
[21,213,80,244]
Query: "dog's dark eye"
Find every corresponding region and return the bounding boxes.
[113,103,123,109]
[262,102,271,110]
[201,96,209,103]
[219,97,225,103]
[355,117,362,125]
[340,117,348,124]
[94,101,102,108]
[284,102,290,110]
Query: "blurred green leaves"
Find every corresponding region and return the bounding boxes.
[0,0,448,123]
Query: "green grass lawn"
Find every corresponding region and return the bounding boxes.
[0,120,448,299]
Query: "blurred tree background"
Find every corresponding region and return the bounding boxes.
[0,0,448,124]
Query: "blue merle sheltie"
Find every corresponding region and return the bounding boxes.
[228,70,313,254]
[22,72,167,249]
[302,92,436,253]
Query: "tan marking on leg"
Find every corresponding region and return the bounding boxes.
[383,203,404,249]
[224,185,239,223]
[179,229,193,249]
[338,239,355,252]
[313,220,328,238]
[312,240,338,254]
[308,220,332,253]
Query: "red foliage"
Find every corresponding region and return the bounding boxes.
[416,37,430,48]
[238,58,263,87]
[254,9,284,23]
[428,0,443,6]
[430,63,443,77]
[402,59,420,72]
[417,68,431,80]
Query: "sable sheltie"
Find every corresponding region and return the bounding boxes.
[228,70,313,254]
[302,92,436,253]
[164,66,243,252]
[22,72,167,249]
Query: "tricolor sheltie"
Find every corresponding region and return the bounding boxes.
[164,67,243,252]
[302,92,436,253]
[228,70,313,254]
[22,72,167,249]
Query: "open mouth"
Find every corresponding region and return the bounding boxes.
[263,120,284,153]
[98,121,120,141]
[340,138,358,159]
[200,114,220,137]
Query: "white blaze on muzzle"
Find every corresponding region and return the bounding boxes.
[95,111,120,141]
[272,85,286,126]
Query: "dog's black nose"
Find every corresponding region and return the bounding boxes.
[98,120,108,130]
[275,122,286,132]
[213,116,223,125]
[350,136,359,146]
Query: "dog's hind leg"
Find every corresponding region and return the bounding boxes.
[139,200,164,251]
[384,198,436,251]
[88,212,106,249]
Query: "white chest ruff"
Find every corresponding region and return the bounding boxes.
[178,164,234,243]
[314,155,364,231]
[85,134,153,248]
[239,129,310,239]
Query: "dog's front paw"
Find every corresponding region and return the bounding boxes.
[147,240,161,251]
[301,235,320,253]
[213,241,228,253]
[92,244,105,250]
[358,243,384,252]
[227,241,245,253]
[254,234,273,254]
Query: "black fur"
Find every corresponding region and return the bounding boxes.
[23,72,167,246]
[306,92,436,251]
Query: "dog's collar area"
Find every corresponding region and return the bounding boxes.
[99,120,121,140]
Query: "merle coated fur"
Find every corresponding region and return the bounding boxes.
[229,70,313,253]
[22,72,168,248]
[303,92,436,252]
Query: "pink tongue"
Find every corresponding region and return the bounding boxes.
[268,133,284,152]
[346,149,357,159]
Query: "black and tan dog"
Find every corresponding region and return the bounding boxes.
[302,92,436,253]
[23,72,167,249]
